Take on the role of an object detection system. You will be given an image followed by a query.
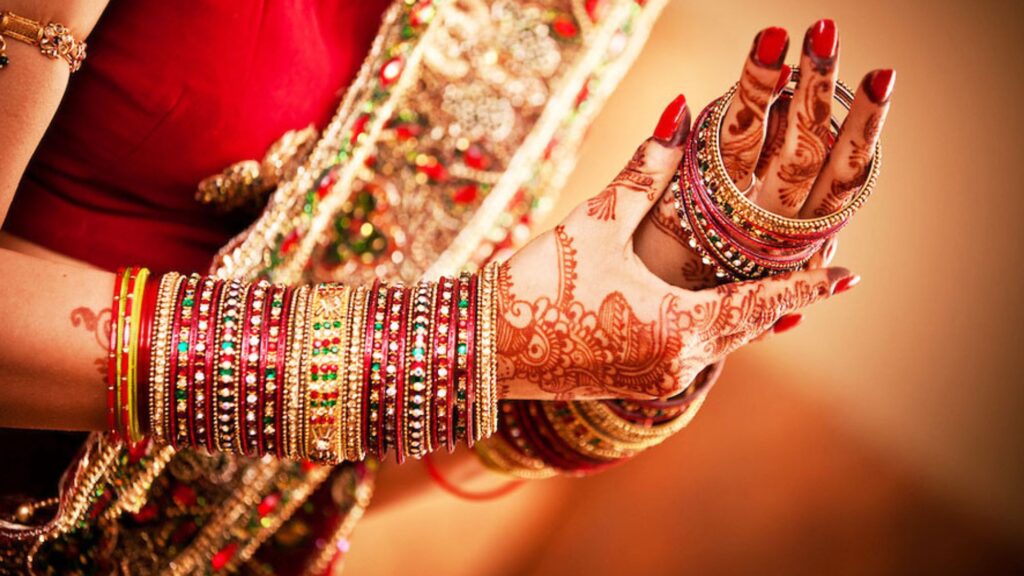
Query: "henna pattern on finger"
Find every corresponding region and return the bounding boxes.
[755,97,790,180]
[585,147,656,221]
[774,77,832,208]
[813,111,880,216]
[70,306,112,376]
[721,67,774,182]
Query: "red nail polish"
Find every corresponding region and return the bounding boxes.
[753,27,789,68]
[832,274,861,295]
[773,313,803,334]
[864,69,896,104]
[806,18,837,62]
[653,94,691,147]
[774,64,792,94]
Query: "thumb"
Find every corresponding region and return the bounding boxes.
[583,94,691,241]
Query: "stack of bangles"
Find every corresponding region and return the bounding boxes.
[474,362,723,478]
[671,68,882,280]
[106,264,500,464]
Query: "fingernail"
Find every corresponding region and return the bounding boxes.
[774,64,792,95]
[752,27,789,68]
[653,94,691,147]
[864,69,896,104]
[832,274,861,295]
[805,19,838,69]
[773,313,803,334]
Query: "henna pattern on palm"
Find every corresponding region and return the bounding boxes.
[586,147,656,221]
[497,225,832,400]
[70,306,111,376]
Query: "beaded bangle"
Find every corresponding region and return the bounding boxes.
[405,281,432,460]
[363,281,384,459]
[431,277,455,452]
[283,285,312,460]
[214,281,244,453]
[343,286,368,461]
[150,273,182,443]
[454,273,471,445]
[194,278,220,450]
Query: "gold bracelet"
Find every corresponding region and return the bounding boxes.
[0,11,86,72]
[149,273,181,443]
[305,284,350,462]
[477,262,500,439]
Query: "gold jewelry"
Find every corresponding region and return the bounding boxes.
[0,11,86,72]
[477,262,500,439]
[702,71,880,236]
[149,273,181,443]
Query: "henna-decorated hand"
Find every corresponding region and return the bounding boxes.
[495,95,854,401]
[635,20,893,295]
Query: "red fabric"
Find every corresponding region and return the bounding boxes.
[4,0,392,273]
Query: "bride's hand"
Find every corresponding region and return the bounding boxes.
[635,20,893,312]
[495,94,854,401]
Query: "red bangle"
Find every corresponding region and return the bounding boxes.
[136,276,159,436]
[422,453,524,502]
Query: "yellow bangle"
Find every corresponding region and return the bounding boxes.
[0,11,87,72]
[126,268,150,443]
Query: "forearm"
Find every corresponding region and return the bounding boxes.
[0,247,113,430]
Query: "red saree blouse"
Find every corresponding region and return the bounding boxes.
[4,0,392,273]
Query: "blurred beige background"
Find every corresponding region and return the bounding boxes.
[345,1,1024,573]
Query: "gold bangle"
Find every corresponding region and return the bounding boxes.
[284,285,312,460]
[343,285,368,461]
[475,436,558,480]
[701,71,880,236]
[478,262,500,439]
[305,284,350,463]
[0,12,86,72]
[149,273,181,443]
[543,402,637,461]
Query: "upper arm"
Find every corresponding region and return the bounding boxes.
[0,0,111,224]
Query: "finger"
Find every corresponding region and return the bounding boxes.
[804,236,837,270]
[719,27,790,191]
[633,190,720,290]
[752,91,790,187]
[578,94,690,242]
[799,69,894,218]
[689,265,853,343]
[757,19,839,217]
